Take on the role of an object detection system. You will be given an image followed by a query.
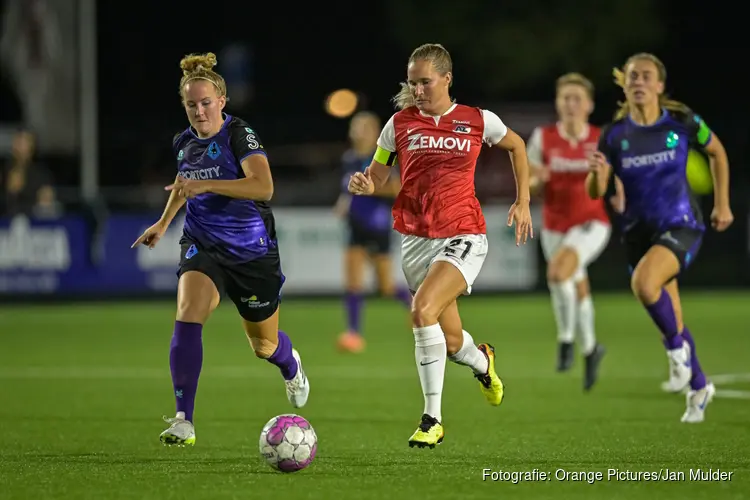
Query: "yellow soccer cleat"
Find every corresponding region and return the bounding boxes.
[475,343,504,406]
[408,414,444,449]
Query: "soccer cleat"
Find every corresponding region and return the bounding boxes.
[661,341,692,393]
[557,342,574,372]
[681,382,715,423]
[475,343,505,406]
[159,416,196,447]
[285,349,310,408]
[583,344,606,392]
[408,414,444,449]
[337,331,366,353]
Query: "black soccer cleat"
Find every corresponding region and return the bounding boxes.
[583,344,606,392]
[557,342,574,372]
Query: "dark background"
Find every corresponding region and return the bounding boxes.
[0,0,747,292]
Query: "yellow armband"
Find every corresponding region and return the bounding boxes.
[373,146,397,166]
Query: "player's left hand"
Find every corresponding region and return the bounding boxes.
[165,176,208,199]
[507,200,533,246]
[710,204,734,232]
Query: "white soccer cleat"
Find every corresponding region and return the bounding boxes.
[661,342,692,393]
[285,349,310,408]
[681,382,716,423]
[159,416,196,446]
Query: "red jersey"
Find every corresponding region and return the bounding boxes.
[527,123,609,232]
[376,104,508,238]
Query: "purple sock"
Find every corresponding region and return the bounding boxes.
[267,330,298,381]
[170,321,203,423]
[681,327,707,390]
[644,289,685,350]
[345,292,363,334]
[395,287,413,308]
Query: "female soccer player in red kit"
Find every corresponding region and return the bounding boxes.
[527,73,608,390]
[348,43,533,448]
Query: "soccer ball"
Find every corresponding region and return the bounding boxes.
[259,414,317,472]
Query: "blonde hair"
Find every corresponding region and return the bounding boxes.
[392,43,453,110]
[556,72,594,99]
[612,52,690,120]
[179,52,227,101]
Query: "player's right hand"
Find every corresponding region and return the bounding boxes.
[131,221,168,249]
[588,152,610,177]
[348,170,375,195]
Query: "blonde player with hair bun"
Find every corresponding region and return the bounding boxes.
[133,52,310,447]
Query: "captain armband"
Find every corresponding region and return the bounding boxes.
[373,146,397,167]
[693,115,712,147]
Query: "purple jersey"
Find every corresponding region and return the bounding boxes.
[599,109,712,233]
[341,149,394,232]
[173,114,276,264]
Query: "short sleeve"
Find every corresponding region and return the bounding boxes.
[172,132,184,162]
[684,111,713,149]
[377,115,396,152]
[526,127,543,165]
[481,109,508,145]
[229,121,267,163]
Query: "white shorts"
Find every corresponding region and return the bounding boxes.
[541,221,611,282]
[401,233,488,295]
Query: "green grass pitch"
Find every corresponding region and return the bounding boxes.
[1,292,748,499]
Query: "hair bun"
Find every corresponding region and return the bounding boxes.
[180,52,218,75]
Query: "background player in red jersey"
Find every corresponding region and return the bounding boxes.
[527,73,608,390]
[348,43,533,449]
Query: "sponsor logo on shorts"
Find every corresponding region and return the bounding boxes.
[659,231,682,248]
[241,294,270,308]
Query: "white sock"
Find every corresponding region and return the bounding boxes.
[448,330,489,375]
[576,296,597,356]
[413,324,447,422]
[176,411,186,420]
[549,279,576,343]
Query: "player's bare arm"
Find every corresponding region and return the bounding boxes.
[132,174,186,248]
[496,128,531,204]
[586,152,611,199]
[160,174,188,224]
[349,151,394,196]
[702,132,733,231]
[609,175,626,213]
[525,127,549,192]
[495,128,534,244]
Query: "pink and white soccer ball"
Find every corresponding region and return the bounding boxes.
[259,414,317,472]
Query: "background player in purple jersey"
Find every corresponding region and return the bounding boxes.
[333,111,412,353]
[586,52,733,423]
[131,53,310,446]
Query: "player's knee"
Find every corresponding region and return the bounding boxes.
[410,296,441,327]
[575,278,590,300]
[546,264,562,284]
[176,297,213,324]
[630,272,660,304]
[249,336,277,359]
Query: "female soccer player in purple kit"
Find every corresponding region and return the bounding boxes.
[132,52,310,446]
[334,111,412,353]
[587,53,733,423]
